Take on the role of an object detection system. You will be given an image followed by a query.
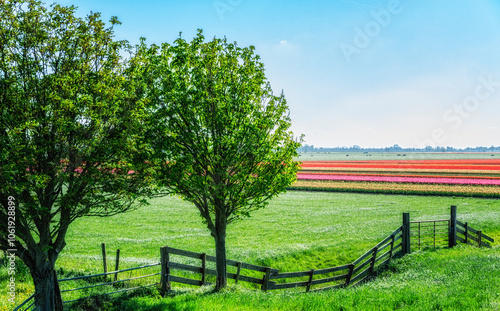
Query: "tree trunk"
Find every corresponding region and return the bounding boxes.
[214,211,228,291]
[31,262,63,311]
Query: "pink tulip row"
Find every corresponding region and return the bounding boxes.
[297,174,500,186]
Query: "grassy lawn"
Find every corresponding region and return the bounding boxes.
[2,191,499,310]
[107,246,500,311]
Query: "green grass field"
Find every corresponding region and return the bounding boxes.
[2,191,499,310]
[100,245,500,311]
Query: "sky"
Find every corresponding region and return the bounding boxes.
[58,0,500,149]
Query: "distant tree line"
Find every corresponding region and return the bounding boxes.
[298,144,500,153]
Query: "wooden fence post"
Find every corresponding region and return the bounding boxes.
[160,247,170,296]
[306,269,314,292]
[464,222,469,245]
[402,213,411,255]
[389,233,395,260]
[201,253,206,286]
[369,247,378,276]
[114,249,120,282]
[101,243,107,275]
[235,262,242,285]
[261,267,271,291]
[478,231,482,248]
[344,264,355,288]
[449,205,457,248]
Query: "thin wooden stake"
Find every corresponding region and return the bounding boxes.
[101,243,107,274]
[114,249,120,282]
[235,262,242,285]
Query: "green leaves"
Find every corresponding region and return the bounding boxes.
[139,30,302,225]
[0,0,153,262]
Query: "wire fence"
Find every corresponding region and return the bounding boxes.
[14,205,495,310]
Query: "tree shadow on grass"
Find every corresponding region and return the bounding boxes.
[67,285,219,311]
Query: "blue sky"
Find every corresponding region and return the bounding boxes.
[60,0,500,148]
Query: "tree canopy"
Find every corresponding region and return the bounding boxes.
[0,1,152,309]
[136,30,302,290]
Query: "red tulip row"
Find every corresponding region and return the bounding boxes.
[293,159,500,197]
[300,163,500,171]
[297,173,500,186]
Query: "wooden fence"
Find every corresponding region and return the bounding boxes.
[14,205,495,309]
[160,205,494,294]
[456,220,494,248]
[160,226,403,294]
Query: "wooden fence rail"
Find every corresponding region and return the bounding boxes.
[456,220,494,248]
[14,205,496,310]
[160,246,280,295]
[161,226,404,294]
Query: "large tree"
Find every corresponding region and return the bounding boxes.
[136,31,302,291]
[0,1,152,309]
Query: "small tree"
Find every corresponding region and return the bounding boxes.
[138,31,302,291]
[0,1,152,309]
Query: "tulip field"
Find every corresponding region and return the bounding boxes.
[292,158,500,197]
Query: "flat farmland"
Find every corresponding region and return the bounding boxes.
[3,152,500,310]
[293,155,500,198]
[3,192,500,310]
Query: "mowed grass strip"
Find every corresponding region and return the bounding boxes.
[2,192,499,309]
